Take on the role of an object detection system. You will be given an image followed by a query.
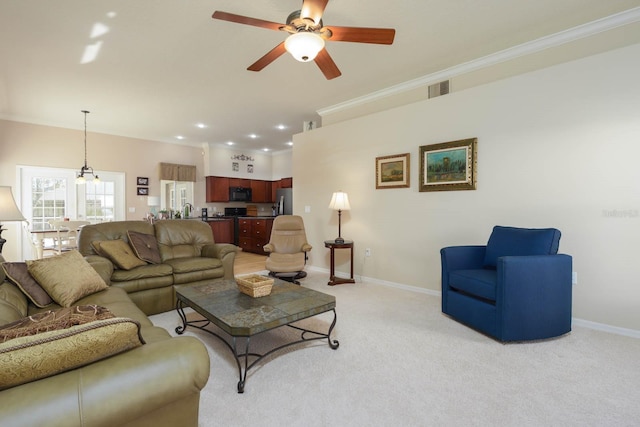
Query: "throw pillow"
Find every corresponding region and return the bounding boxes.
[0,309,144,390]
[26,250,108,307]
[1,262,53,308]
[127,230,162,264]
[93,239,147,270]
[0,304,114,342]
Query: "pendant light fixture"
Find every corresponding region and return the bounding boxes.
[76,110,100,184]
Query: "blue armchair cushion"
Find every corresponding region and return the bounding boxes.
[483,226,561,268]
[448,269,497,301]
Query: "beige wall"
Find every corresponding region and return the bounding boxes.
[293,42,640,332]
[0,120,205,261]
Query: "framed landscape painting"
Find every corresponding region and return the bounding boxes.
[376,153,410,189]
[419,138,477,192]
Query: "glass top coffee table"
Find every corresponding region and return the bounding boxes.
[175,278,339,393]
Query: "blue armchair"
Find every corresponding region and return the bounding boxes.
[440,226,572,342]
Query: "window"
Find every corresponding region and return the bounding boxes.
[80,180,116,222]
[18,166,125,259]
[30,177,68,231]
[160,180,194,214]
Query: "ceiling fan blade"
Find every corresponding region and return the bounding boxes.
[314,48,341,80]
[212,11,284,31]
[301,0,329,25]
[324,26,395,44]
[247,42,287,72]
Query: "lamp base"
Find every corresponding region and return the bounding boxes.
[334,237,345,244]
[0,226,6,254]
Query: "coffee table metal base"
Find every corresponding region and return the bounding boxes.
[175,301,339,393]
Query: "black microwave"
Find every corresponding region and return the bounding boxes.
[229,187,252,202]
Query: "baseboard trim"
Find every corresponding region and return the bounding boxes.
[307,266,640,339]
[571,318,640,339]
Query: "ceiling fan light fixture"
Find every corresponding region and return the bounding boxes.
[285,32,324,62]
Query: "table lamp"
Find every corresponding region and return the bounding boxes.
[328,191,350,244]
[0,186,26,253]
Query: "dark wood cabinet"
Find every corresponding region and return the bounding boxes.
[207,219,234,244]
[238,217,273,254]
[206,176,290,204]
[206,176,229,202]
[280,177,293,188]
[250,180,272,203]
[229,178,251,188]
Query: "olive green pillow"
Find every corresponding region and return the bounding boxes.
[127,230,162,264]
[92,239,147,270]
[2,262,53,308]
[0,307,144,390]
[26,250,108,308]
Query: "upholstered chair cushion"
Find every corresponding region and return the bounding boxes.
[483,226,561,268]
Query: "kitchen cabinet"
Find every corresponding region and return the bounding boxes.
[206,176,289,204]
[207,219,234,244]
[229,178,251,188]
[250,180,272,203]
[280,177,293,188]
[238,217,273,255]
[206,176,229,202]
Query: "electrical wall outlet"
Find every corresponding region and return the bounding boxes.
[365,248,371,257]
[572,272,578,285]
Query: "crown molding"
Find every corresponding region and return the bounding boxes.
[317,7,640,118]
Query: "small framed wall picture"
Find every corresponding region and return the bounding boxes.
[375,153,410,189]
[137,187,149,196]
[137,177,149,186]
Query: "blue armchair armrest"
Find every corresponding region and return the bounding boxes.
[497,254,572,340]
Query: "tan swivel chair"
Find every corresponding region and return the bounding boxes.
[263,215,312,284]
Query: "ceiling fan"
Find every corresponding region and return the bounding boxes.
[212,0,395,80]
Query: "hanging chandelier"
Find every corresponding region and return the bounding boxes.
[76,110,100,184]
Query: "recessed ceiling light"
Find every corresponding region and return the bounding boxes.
[196,123,207,129]
[263,148,270,152]
[249,134,258,139]
[176,135,185,140]
[276,124,286,130]
[226,141,234,146]
[106,11,117,18]
[287,141,293,146]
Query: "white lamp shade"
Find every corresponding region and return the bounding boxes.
[328,192,350,211]
[285,32,325,62]
[0,186,26,222]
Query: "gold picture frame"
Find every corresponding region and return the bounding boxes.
[419,138,477,192]
[376,153,410,189]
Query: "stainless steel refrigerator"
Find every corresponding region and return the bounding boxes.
[275,188,293,215]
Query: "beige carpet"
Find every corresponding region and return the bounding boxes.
[150,271,640,426]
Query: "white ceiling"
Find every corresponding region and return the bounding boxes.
[1,0,639,153]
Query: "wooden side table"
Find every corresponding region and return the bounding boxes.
[324,240,356,286]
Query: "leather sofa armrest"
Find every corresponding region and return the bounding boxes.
[201,243,237,260]
[202,243,238,280]
[85,255,114,285]
[0,336,210,427]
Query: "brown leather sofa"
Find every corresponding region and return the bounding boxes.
[78,219,238,315]
[0,253,210,427]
